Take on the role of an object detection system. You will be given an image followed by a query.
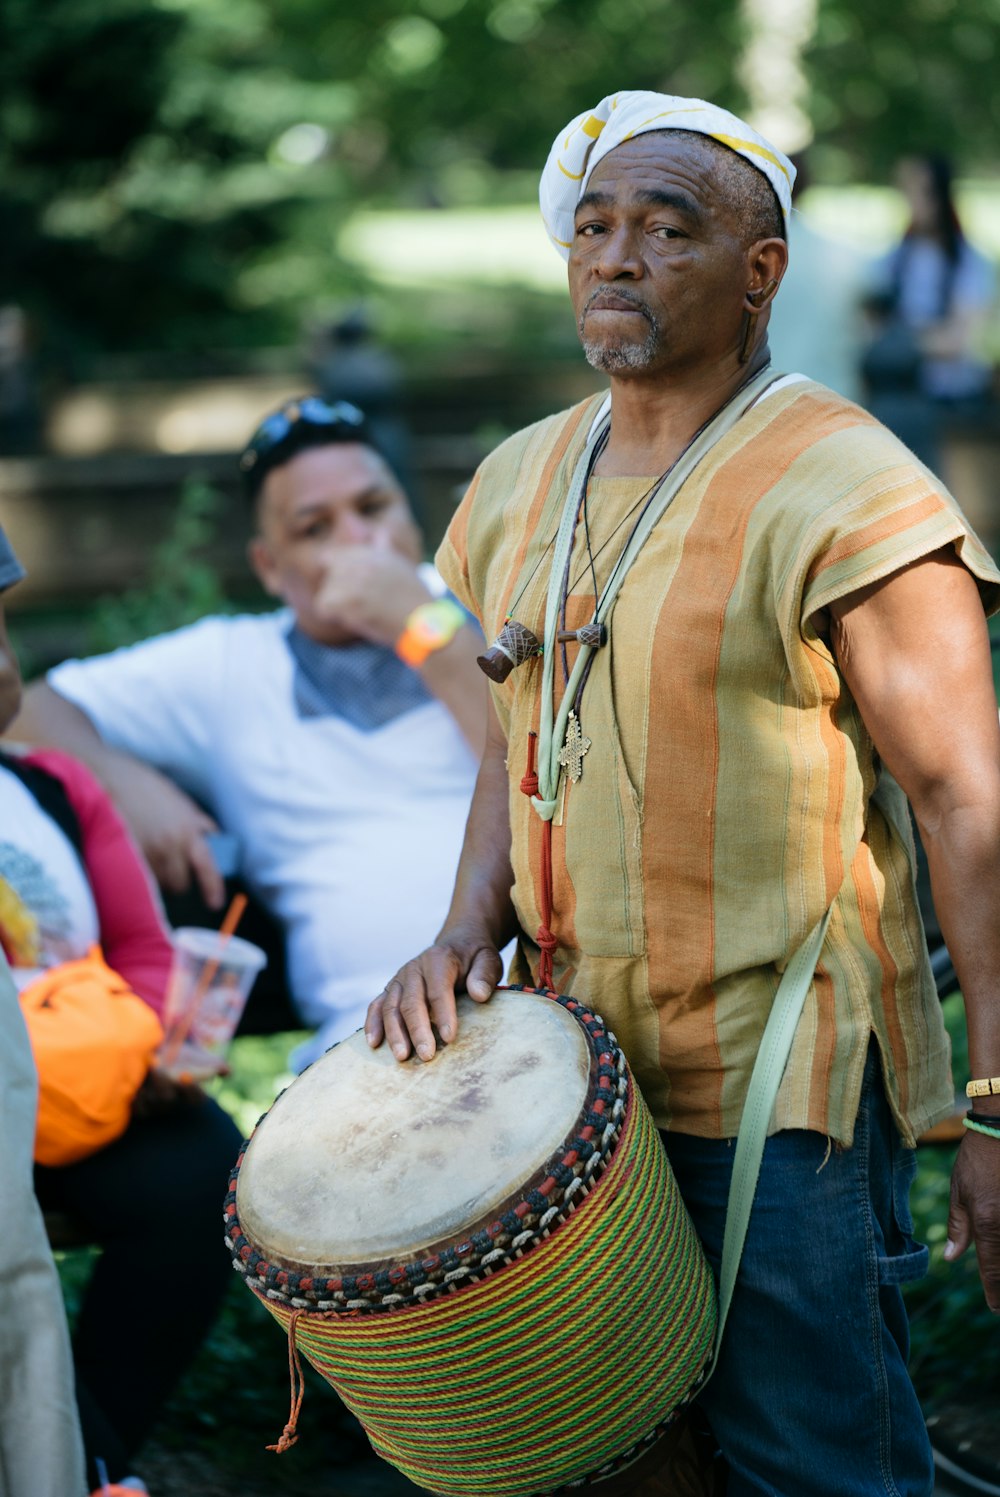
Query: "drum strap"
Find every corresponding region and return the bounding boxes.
[712,769,911,1371]
[710,904,832,1374]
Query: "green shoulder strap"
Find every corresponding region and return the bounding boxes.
[708,698,912,1371]
[709,905,833,1372]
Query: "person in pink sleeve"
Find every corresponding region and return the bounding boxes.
[0,738,241,1495]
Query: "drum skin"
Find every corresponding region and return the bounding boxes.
[235,992,593,1275]
[225,989,716,1496]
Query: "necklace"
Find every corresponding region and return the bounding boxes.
[558,467,672,723]
[512,365,778,988]
[535,365,778,821]
[476,425,607,684]
[477,440,663,683]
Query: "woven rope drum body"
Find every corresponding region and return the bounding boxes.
[226,991,717,1496]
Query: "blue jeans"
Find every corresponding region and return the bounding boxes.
[662,1043,934,1497]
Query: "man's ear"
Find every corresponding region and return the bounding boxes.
[248,536,283,599]
[744,237,789,309]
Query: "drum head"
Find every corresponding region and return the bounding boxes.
[235,990,593,1275]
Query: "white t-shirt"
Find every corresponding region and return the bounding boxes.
[49,607,480,1064]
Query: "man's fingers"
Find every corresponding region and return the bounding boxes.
[422,946,463,1046]
[398,955,447,1061]
[384,974,420,1061]
[366,948,468,1063]
[975,1235,1000,1314]
[365,994,386,1049]
[366,941,502,1066]
[466,946,502,1003]
[187,831,226,910]
[945,1190,972,1262]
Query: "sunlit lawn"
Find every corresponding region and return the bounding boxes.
[339,183,1000,296]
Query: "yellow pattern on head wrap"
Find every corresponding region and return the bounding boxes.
[539,91,795,262]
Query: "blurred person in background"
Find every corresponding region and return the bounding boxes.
[765,153,867,403]
[305,305,414,500]
[10,398,488,1070]
[861,153,996,471]
[0,525,86,1497]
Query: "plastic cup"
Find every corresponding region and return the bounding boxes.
[158,927,266,1080]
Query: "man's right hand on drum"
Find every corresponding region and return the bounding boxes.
[365,926,504,1062]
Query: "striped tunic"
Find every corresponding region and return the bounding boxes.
[437,378,1000,1145]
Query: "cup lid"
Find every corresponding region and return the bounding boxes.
[172,927,267,972]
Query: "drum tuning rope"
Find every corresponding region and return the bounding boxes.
[266,1308,305,1454]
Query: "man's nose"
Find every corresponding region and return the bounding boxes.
[334,511,375,546]
[594,224,643,279]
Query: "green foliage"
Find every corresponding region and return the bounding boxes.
[6,0,1000,368]
[206,1029,302,1140]
[804,0,1000,181]
[87,473,233,654]
[1,0,748,367]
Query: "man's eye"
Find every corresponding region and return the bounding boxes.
[359,501,389,519]
[652,226,684,239]
[576,222,606,237]
[298,521,329,540]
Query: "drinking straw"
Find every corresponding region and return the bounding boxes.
[160,893,248,1071]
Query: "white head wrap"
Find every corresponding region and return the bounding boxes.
[539,91,795,261]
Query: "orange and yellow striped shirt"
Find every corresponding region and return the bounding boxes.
[437,378,1000,1145]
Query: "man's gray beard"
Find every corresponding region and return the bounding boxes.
[580,318,661,373]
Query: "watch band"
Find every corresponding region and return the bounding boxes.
[396,599,466,668]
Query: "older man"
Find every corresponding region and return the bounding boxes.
[366,94,1000,1495]
[13,399,487,1065]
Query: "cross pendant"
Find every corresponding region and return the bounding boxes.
[558,710,592,784]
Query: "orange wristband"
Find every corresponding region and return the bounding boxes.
[395,599,466,668]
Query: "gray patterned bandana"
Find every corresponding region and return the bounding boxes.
[285,624,434,731]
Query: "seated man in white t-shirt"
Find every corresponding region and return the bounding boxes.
[10,397,489,1067]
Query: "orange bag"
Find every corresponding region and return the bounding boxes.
[19,947,164,1166]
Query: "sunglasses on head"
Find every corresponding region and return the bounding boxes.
[239,397,369,491]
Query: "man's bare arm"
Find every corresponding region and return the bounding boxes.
[829,546,1000,1312]
[8,682,224,907]
[365,696,517,1061]
[413,623,489,760]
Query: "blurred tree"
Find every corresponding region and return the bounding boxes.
[2,0,996,369]
[0,0,363,364]
[803,0,1000,181]
[0,0,742,367]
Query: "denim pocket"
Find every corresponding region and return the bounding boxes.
[877,1139,929,1285]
